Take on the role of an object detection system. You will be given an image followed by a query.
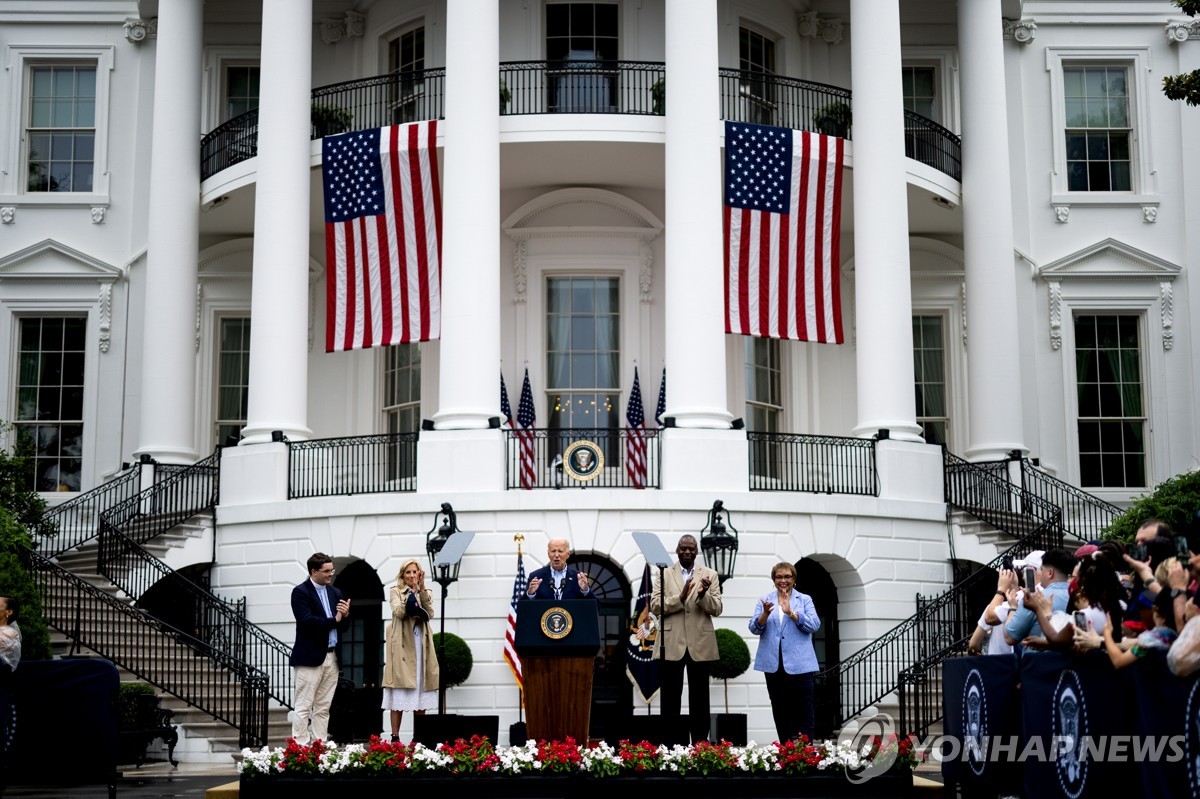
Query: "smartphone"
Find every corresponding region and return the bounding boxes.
[1073,611,1088,630]
[1002,556,1014,572]
[1127,544,1147,562]
[1175,536,1191,560]
[1023,567,1037,590]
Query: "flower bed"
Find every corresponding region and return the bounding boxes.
[239,735,919,799]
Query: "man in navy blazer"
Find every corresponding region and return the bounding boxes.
[290,552,350,744]
[523,538,596,601]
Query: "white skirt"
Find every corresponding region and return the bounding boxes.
[381,625,437,712]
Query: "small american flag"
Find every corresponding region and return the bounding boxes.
[500,372,515,427]
[502,549,527,688]
[625,367,647,488]
[516,369,537,489]
[322,121,441,352]
[654,367,666,427]
[723,120,844,344]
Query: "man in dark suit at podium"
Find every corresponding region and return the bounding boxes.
[524,538,596,600]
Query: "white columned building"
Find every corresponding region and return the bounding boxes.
[241,0,315,446]
[959,0,1026,461]
[848,0,921,442]
[136,0,203,464]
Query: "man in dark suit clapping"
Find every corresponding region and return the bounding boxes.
[524,538,595,601]
[290,552,350,744]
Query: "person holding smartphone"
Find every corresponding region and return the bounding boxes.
[1004,549,1074,648]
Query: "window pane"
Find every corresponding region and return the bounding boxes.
[547,316,569,350]
[1074,314,1143,487]
[571,315,595,349]
[15,316,87,491]
[548,354,570,389]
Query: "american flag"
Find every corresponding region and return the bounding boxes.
[654,367,666,427]
[500,372,515,427]
[502,548,527,689]
[322,121,442,352]
[723,121,844,344]
[516,368,537,489]
[625,367,647,488]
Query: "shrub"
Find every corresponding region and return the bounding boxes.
[0,429,52,660]
[812,101,852,138]
[432,631,473,688]
[1102,469,1200,542]
[710,627,751,713]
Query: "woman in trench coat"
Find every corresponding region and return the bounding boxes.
[381,558,439,741]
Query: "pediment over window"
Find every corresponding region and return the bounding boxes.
[1037,238,1180,282]
[503,188,663,240]
[0,239,123,282]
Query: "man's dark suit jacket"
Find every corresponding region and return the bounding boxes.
[290,579,347,667]
[522,566,597,601]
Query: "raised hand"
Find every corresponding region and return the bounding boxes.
[527,576,543,596]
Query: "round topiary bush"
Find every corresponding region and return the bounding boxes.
[432,632,473,688]
[711,628,751,713]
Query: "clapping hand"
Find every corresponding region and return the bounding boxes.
[576,571,590,592]
[758,600,775,626]
[527,576,543,596]
[697,575,713,597]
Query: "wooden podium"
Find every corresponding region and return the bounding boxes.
[514,599,600,743]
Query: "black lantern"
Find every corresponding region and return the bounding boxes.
[425,502,460,587]
[700,499,739,585]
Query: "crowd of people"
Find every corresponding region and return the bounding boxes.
[968,518,1200,677]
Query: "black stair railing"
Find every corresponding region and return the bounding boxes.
[1018,457,1120,542]
[815,452,1064,734]
[96,450,294,710]
[34,464,142,556]
[26,548,269,747]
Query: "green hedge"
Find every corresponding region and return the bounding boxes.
[1103,469,1200,541]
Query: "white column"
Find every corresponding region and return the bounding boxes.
[432,0,501,429]
[959,0,1026,460]
[662,0,731,429]
[135,0,203,464]
[241,0,314,444]
[849,0,922,441]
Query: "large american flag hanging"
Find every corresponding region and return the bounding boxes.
[625,367,647,489]
[322,121,442,352]
[516,369,537,489]
[502,548,527,689]
[723,120,844,344]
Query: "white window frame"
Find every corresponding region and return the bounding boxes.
[900,47,960,132]
[202,46,261,133]
[1045,47,1157,209]
[213,314,252,447]
[1,44,114,203]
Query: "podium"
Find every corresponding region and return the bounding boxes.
[514,599,600,743]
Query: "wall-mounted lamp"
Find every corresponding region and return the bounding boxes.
[700,499,739,585]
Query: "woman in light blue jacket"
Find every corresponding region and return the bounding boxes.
[748,561,821,743]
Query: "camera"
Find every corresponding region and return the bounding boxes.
[1127,543,1147,562]
[1073,610,1088,630]
[1175,536,1191,561]
[1002,556,1014,572]
[1023,566,1037,591]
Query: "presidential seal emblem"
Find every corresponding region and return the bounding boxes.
[1053,669,1088,799]
[540,606,574,639]
[563,440,604,482]
[963,668,989,776]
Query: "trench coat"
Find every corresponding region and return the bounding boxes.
[381,583,440,691]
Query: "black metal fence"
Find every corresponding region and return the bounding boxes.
[27,548,270,748]
[34,464,142,556]
[719,68,851,137]
[504,428,660,489]
[904,109,962,181]
[287,432,420,498]
[746,432,878,496]
[1019,458,1119,543]
[200,108,259,182]
[500,60,665,115]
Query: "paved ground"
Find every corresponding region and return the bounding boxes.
[4,762,239,799]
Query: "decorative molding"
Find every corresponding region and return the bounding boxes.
[195,283,203,351]
[123,18,156,44]
[1048,280,1062,351]
[344,11,366,38]
[90,206,106,224]
[796,11,844,44]
[98,283,113,353]
[1161,282,1174,350]
[512,240,528,303]
[0,207,13,224]
[319,18,346,44]
[1054,205,1070,223]
[961,281,968,348]
[503,188,664,240]
[638,242,653,303]
[1142,205,1158,223]
[0,238,123,280]
[1166,19,1200,43]
[1003,18,1038,44]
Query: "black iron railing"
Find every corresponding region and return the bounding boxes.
[746,432,877,495]
[815,452,1063,734]
[200,108,260,182]
[903,109,962,181]
[27,548,270,747]
[720,68,851,137]
[499,60,664,115]
[1019,458,1119,543]
[287,432,420,499]
[34,464,141,556]
[97,450,295,710]
[503,428,661,489]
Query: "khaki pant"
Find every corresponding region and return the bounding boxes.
[291,652,339,744]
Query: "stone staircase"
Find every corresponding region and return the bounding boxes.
[45,513,293,763]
